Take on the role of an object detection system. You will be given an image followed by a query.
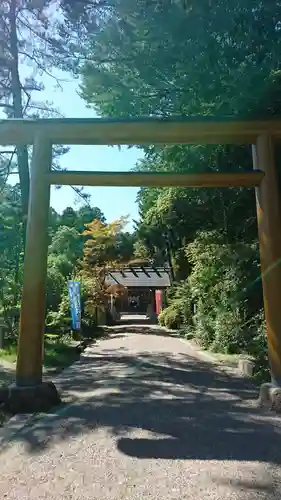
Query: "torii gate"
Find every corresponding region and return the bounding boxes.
[0,117,280,410]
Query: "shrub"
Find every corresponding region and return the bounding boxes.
[212,308,248,354]
[81,316,99,337]
[185,231,262,356]
[193,304,216,349]
[159,305,181,329]
[46,266,65,312]
[247,311,270,381]
[168,280,193,326]
[158,309,166,327]
[178,324,195,339]
[46,311,72,334]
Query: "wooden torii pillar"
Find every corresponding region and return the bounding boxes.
[12,137,61,411]
[16,137,52,387]
[253,135,281,399]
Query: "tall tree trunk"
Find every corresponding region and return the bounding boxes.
[9,0,30,229]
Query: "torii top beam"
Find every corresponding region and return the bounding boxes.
[1,116,281,145]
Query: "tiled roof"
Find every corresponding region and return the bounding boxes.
[105,267,171,288]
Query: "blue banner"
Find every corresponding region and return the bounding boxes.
[68,281,81,330]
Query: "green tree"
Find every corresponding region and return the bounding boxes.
[0,182,23,332]
[69,0,275,371]
[78,216,131,323]
[0,0,101,217]
[49,225,81,260]
[82,216,130,267]
[74,0,265,272]
[59,207,78,228]
[79,1,281,119]
[45,206,109,321]
[76,205,106,230]
[59,205,106,230]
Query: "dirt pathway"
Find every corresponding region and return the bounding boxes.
[0,330,281,499]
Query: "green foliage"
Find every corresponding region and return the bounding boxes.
[160,280,195,330]
[0,335,80,371]
[45,206,108,328]
[49,226,81,262]
[59,206,105,231]
[79,217,134,326]
[45,211,135,334]
[80,1,281,119]
[160,230,264,364]
[133,240,151,261]
[0,187,111,340]
[212,309,248,354]
[46,266,65,313]
[48,253,74,280]
[247,312,270,381]
[185,231,262,352]
[0,184,23,333]
[77,0,264,276]
[82,216,130,266]
[164,280,193,327]
[158,305,181,330]
[43,335,80,369]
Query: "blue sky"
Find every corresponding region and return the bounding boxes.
[10,68,144,230]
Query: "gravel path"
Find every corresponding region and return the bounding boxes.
[1,330,281,500]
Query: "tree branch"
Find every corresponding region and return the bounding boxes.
[18,49,66,89]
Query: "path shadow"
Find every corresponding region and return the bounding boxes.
[117,318,152,326]
[1,337,281,469]
[104,324,177,337]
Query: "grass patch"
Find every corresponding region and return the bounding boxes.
[0,335,80,370]
[0,343,17,364]
[43,337,79,369]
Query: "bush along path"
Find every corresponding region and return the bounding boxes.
[158,233,269,384]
